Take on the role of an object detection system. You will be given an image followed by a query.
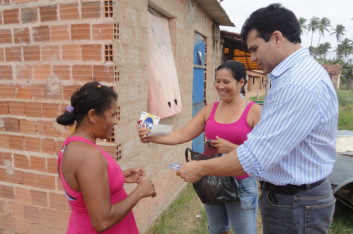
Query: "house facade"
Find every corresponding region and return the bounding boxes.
[0,0,232,233]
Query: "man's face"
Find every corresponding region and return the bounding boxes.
[246,29,278,74]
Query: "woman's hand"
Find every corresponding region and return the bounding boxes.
[136,126,153,143]
[124,168,146,183]
[210,136,237,154]
[137,179,157,198]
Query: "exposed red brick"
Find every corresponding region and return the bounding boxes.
[0,11,2,24]
[31,190,47,206]
[35,120,45,135]
[38,174,56,189]
[22,171,38,187]
[0,48,4,62]
[15,187,31,204]
[15,65,33,80]
[62,44,81,61]
[3,9,19,24]
[93,65,115,82]
[33,65,51,80]
[63,85,80,100]
[31,84,46,99]
[7,168,23,184]
[24,102,42,117]
[4,118,19,132]
[32,223,50,234]
[30,156,46,172]
[0,84,15,98]
[24,136,40,152]
[72,65,92,82]
[1,216,17,233]
[16,85,32,99]
[23,45,40,61]
[41,137,55,154]
[21,7,38,23]
[0,153,11,169]
[9,101,25,115]
[14,154,30,170]
[0,185,14,199]
[82,1,101,19]
[92,23,114,40]
[42,103,60,118]
[24,205,40,222]
[44,122,62,138]
[19,119,37,134]
[0,65,13,80]
[0,29,12,43]
[0,101,9,114]
[52,65,71,80]
[5,47,22,62]
[14,28,30,44]
[0,135,8,149]
[60,3,79,20]
[8,135,24,151]
[8,201,25,220]
[42,45,60,61]
[46,157,57,173]
[71,24,90,40]
[51,25,69,41]
[11,0,27,3]
[82,44,102,61]
[49,192,67,210]
[40,5,57,22]
[33,26,50,42]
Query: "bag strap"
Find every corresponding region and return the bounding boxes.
[185,148,191,162]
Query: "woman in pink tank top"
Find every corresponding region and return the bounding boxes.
[137,61,262,234]
[56,82,156,234]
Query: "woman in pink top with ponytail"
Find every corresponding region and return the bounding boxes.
[138,60,261,234]
[57,82,156,234]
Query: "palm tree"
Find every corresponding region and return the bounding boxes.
[298,17,308,35]
[317,17,331,46]
[335,38,353,62]
[331,24,346,44]
[317,42,331,59]
[308,16,320,47]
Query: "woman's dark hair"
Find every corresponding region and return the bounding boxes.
[241,4,301,44]
[216,60,247,83]
[56,82,117,126]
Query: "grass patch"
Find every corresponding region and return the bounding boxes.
[145,184,209,234]
[338,106,353,130]
[337,90,353,107]
[329,202,353,234]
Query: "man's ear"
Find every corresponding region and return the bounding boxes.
[87,109,96,123]
[272,30,283,46]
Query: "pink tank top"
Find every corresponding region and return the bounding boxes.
[58,136,139,234]
[205,101,255,180]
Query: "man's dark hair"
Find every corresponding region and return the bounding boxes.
[56,82,117,127]
[241,4,301,44]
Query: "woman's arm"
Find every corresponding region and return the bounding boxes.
[247,103,262,128]
[76,149,156,232]
[138,104,212,145]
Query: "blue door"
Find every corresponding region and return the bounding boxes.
[192,34,205,153]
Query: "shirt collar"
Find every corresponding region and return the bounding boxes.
[269,47,310,81]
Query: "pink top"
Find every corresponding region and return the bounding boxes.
[205,101,255,180]
[58,136,139,234]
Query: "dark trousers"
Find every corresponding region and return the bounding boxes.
[259,179,335,234]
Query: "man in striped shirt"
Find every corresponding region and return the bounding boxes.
[177,4,338,234]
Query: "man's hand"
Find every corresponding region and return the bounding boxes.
[176,161,203,183]
[124,168,146,183]
[210,136,237,154]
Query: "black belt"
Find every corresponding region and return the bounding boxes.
[261,178,327,195]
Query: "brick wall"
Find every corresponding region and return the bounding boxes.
[0,1,118,233]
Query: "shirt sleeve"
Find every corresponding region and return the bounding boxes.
[237,83,322,177]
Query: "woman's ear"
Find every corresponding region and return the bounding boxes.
[87,109,96,123]
[239,78,246,86]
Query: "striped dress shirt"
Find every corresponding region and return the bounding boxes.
[237,48,339,185]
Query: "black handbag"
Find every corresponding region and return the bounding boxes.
[185,145,240,204]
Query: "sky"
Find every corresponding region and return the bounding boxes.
[220,0,353,59]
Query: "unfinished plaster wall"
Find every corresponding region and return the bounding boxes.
[115,0,221,232]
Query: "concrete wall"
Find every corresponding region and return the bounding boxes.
[0,0,221,233]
